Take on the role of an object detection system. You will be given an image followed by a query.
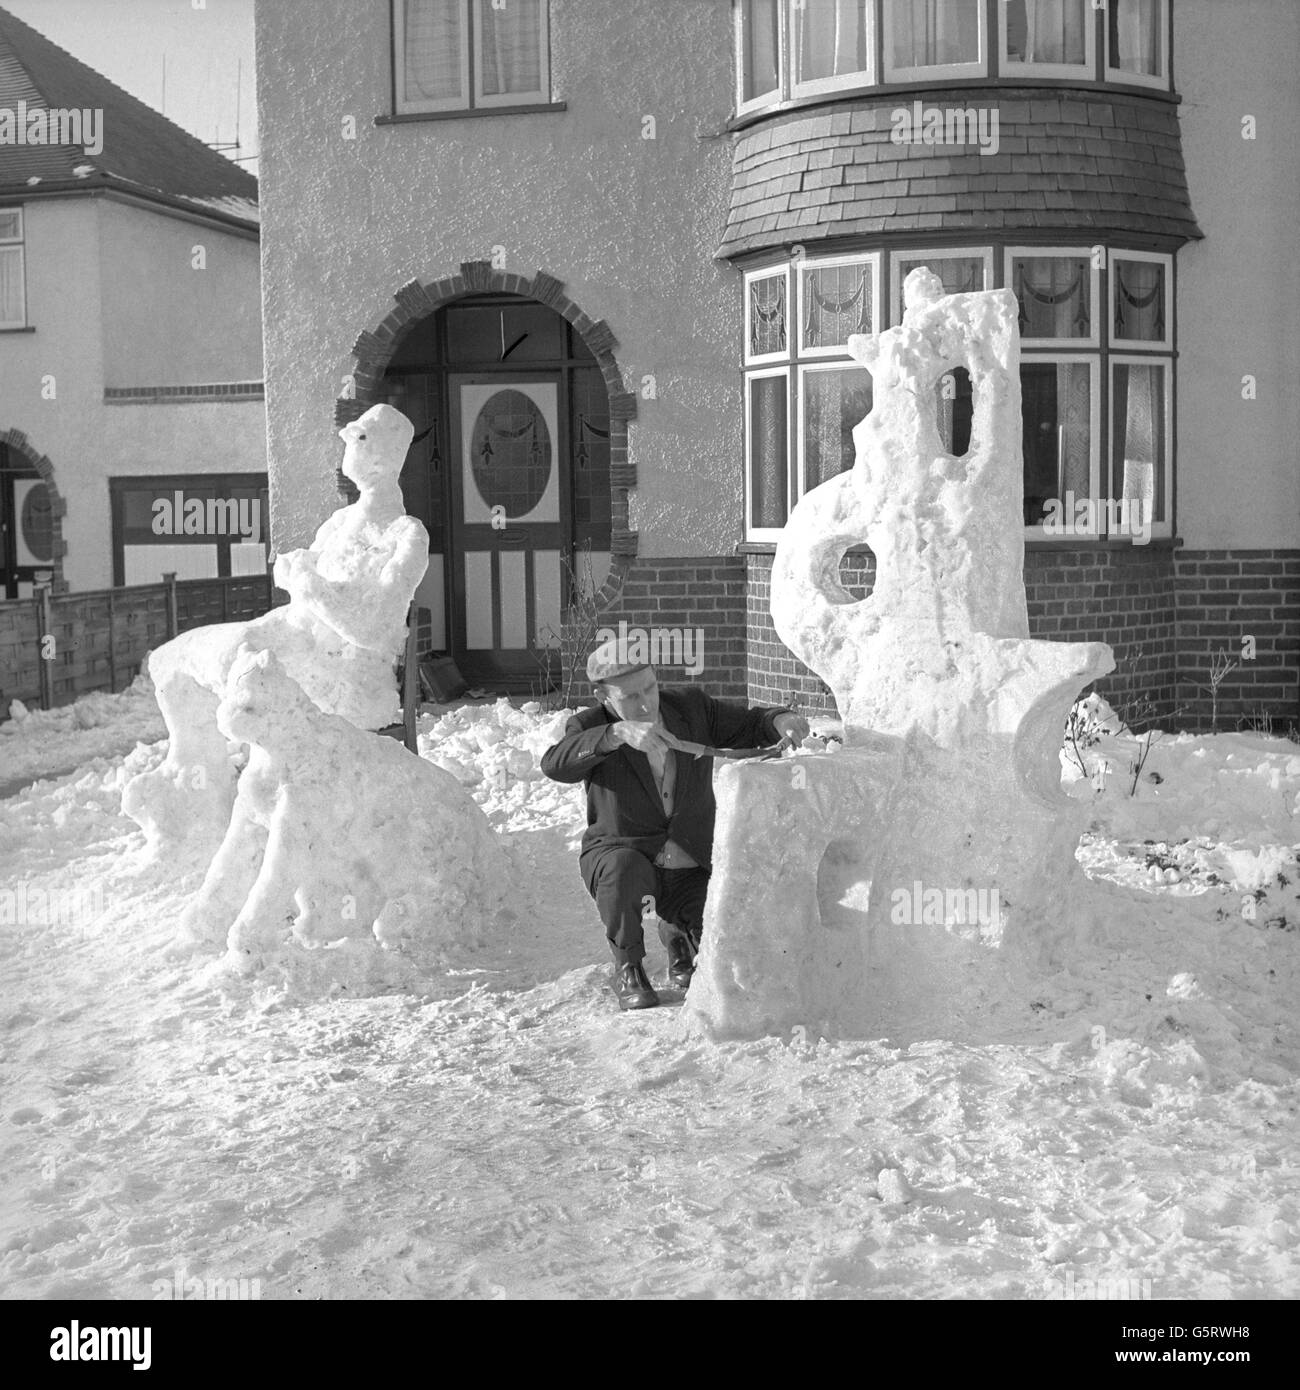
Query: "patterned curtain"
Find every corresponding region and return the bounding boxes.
[750,377,788,528]
[479,0,542,96]
[1113,364,1159,518]
[750,276,787,357]
[1114,261,1164,340]
[802,263,870,349]
[796,0,868,82]
[1014,258,1089,338]
[1057,362,1091,498]
[404,0,462,102]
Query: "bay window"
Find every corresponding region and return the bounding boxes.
[737,0,874,115]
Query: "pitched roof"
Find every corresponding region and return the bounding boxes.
[718,90,1202,258]
[0,3,256,228]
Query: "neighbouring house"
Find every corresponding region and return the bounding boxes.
[0,3,266,601]
[255,0,1298,727]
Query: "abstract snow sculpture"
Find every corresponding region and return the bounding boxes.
[178,647,513,996]
[122,405,428,856]
[686,269,1114,1041]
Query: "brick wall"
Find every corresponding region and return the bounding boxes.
[563,556,748,700]
[744,547,1300,731]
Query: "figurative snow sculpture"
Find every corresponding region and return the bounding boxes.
[178,647,513,995]
[685,269,1114,1041]
[122,405,428,855]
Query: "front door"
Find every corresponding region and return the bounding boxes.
[448,374,565,689]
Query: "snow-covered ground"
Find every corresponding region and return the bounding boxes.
[1,687,1296,1300]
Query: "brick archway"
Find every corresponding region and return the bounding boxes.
[335,261,637,612]
[0,427,67,593]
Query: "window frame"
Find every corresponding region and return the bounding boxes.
[1103,0,1170,91]
[392,0,552,116]
[889,246,993,324]
[796,358,872,499]
[796,250,881,360]
[735,0,786,117]
[997,0,1097,82]
[789,0,876,100]
[745,364,793,543]
[1019,353,1103,543]
[1004,245,1102,351]
[0,206,27,330]
[882,0,988,84]
[1109,352,1173,541]
[1109,248,1173,353]
[744,263,793,366]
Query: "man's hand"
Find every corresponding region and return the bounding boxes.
[609,720,671,757]
[772,711,811,746]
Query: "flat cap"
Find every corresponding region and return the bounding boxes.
[586,638,649,685]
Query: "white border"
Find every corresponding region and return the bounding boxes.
[1110,353,1173,539]
[1103,0,1170,91]
[1108,249,1172,352]
[796,251,880,358]
[882,0,987,82]
[1021,354,1102,542]
[745,365,791,541]
[997,0,1095,81]
[889,245,993,324]
[393,0,471,115]
[473,0,550,107]
[790,0,874,98]
[744,264,792,366]
[1004,245,1101,349]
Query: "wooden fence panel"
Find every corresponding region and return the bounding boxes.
[0,602,41,708]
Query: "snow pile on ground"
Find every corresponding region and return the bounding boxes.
[0,683,1296,1299]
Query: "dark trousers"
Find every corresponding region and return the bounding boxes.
[581,847,711,969]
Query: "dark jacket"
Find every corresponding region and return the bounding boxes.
[539,685,787,871]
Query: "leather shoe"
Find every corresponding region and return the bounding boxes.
[613,961,659,1011]
[658,921,696,988]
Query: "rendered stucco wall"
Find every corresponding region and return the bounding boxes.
[256,0,740,558]
[98,199,263,387]
[1175,0,1300,549]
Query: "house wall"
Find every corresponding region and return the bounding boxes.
[98,199,263,388]
[1173,0,1300,550]
[0,197,266,591]
[255,0,740,558]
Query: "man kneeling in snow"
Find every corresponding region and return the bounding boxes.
[540,639,807,1011]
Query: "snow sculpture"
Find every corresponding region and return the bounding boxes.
[685,270,1114,1041]
[122,405,428,856]
[177,646,513,995]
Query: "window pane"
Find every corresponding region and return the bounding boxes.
[1022,361,1092,525]
[794,0,868,84]
[478,0,542,98]
[403,0,463,103]
[742,0,781,102]
[1004,0,1087,64]
[572,366,611,539]
[801,260,872,351]
[0,210,20,240]
[1012,256,1091,339]
[897,255,985,300]
[1113,259,1165,342]
[1109,0,1160,74]
[803,368,871,492]
[1112,362,1165,522]
[933,367,973,457]
[892,0,980,67]
[0,246,22,323]
[749,375,788,528]
[749,273,787,357]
